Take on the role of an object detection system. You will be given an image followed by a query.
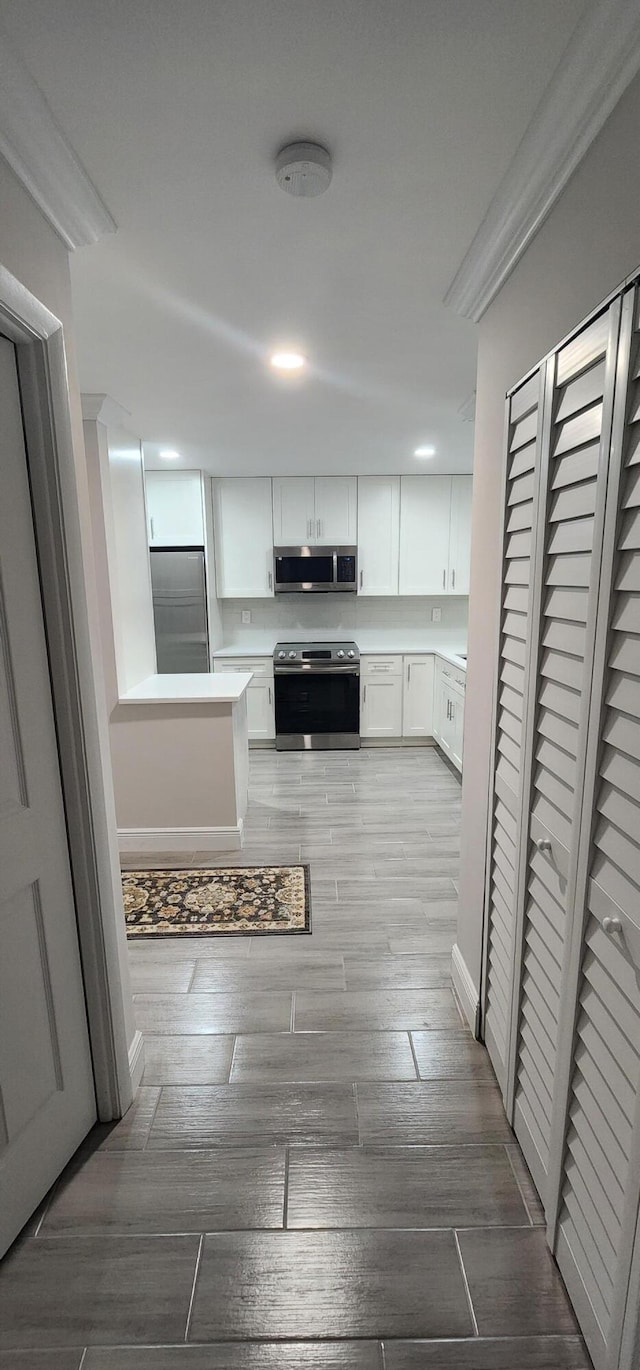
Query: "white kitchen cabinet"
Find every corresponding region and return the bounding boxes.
[314,477,357,542]
[432,657,465,770]
[360,656,403,738]
[448,476,473,594]
[399,475,452,595]
[272,477,315,544]
[402,655,434,737]
[245,678,275,740]
[357,476,400,595]
[213,478,274,598]
[146,470,205,546]
[214,656,275,740]
[272,476,357,545]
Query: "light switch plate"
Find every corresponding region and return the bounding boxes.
[431,607,442,622]
[241,610,252,624]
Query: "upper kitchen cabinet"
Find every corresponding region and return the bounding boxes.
[399,475,452,594]
[146,470,205,546]
[272,477,315,544]
[357,476,400,595]
[272,476,357,544]
[398,474,472,595]
[448,476,473,594]
[213,477,274,597]
[314,477,357,542]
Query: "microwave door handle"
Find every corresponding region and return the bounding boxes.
[333,551,338,588]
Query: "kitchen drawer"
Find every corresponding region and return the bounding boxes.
[361,655,403,678]
[214,656,274,677]
[439,661,465,694]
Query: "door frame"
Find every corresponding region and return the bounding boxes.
[0,262,134,1119]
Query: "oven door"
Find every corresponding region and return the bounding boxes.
[274,669,360,749]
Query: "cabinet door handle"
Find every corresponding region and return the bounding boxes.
[363,685,367,703]
[150,516,155,541]
[359,569,363,589]
[443,568,446,589]
[268,686,272,705]
[317,519,322,539]
[268,570,273,590]
[451,568,456,589]
[535,837,552,854]
[407,663,411,683]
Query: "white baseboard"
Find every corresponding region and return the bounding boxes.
[128,1029,145,1092]
[118,821,244,854]
[451,942,481,1037]
[361,736,435,748]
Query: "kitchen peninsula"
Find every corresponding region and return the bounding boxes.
[110,672,252,853]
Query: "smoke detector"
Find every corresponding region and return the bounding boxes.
[276,141,332,198]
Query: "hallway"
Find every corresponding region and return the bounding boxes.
[0,749,589,1366]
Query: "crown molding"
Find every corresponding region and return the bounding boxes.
[445,0,640,322]
[81,394,133,432]
[0,23,116,250]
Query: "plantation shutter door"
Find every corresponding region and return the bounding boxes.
[510,303,621,1205]
[549,287,640,1370]
[483,371,544,1093]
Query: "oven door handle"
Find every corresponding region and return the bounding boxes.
[274,665,360,676]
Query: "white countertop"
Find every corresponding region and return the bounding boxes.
[212,639,467,670]
[119,672,253,704]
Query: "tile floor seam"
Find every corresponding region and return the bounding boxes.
[183,1233,205,1342]
[505,1144,535,1226]
[282,1145,290,1230]
[140,1086,163,1151]
[454,1228,480,1337]
[407,1032,421,1080]
[226,1034,239,1082]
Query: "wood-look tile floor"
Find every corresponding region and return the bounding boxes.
[0,748,591,1367]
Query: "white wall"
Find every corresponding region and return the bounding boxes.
[457,70,640,1006]
[0,154,138,1101]
[104,422,156,695]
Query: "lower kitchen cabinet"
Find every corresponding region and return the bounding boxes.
[360,657,403,738]
[402,655,434,737]
[214,657,275,741]
[432,657,465,771]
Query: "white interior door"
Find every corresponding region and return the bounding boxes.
[0,336,95,1257]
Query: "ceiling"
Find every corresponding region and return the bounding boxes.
[0,0,586,476]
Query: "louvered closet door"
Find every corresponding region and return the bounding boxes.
[550,286,640,1370]
[510,305,620,1204]
[483,371,543,1093]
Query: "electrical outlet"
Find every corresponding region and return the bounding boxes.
[241,610,251,625]
[431,607,442,622]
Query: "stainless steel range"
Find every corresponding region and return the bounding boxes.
[273,641,360,751]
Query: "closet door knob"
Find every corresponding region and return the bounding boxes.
[536,838,552,854]
[603,916,622,937]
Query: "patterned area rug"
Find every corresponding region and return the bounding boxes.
[123,865,311,938]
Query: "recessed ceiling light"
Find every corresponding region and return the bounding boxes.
[414,445,436,458]
[159,449,181,460]
[269,351,306,372]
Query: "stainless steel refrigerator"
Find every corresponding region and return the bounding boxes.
[150,547,209,673]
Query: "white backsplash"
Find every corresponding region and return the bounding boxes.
[220,596,468,649]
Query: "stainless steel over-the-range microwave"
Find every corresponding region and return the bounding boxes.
[273,545,357,594]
